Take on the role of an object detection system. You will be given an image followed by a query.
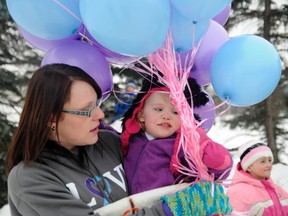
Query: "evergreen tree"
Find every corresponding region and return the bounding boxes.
[223,0,288,163]
[0,0,42,207]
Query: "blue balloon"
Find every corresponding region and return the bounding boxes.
[211,35,281,107]
[80,0,170,56]
[171,0,232,22]
[171,7,210,53]
[6,0,81,40]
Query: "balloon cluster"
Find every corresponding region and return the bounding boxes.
[7,0,281,130]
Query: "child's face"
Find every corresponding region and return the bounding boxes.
[138,92,181,138]
[247,156,273,180]
[126,86,135,92]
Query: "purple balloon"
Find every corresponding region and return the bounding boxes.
[179,21,229,86]
[194,90,216,132]
[193,21,229,85]
[80,27,140,65]
[213,3,231,26]
[41,40,113,100]
[18,25,81,52]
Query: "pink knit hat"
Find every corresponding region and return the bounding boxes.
[237,140,274,171]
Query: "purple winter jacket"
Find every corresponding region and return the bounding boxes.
[124,130,233,195]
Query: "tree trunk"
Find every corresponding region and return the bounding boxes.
[265,94,279,163]
[263,0,279,163]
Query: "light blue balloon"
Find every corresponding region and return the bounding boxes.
[171,0,232,22]
[80,0,170,57]
[6,0,81,40]
[171,7,210,53]
[211,35,281,107]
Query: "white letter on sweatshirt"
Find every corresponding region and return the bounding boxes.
[66,182,97,207]
[103,164,127,192]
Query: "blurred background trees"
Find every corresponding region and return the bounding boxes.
[0,0,287,208]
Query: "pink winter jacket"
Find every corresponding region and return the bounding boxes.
[227,163,288,216]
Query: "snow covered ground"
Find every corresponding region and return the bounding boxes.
[1,120,287,215]
[0,205,9,216]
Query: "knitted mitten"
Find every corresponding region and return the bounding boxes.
[161,182,232,216]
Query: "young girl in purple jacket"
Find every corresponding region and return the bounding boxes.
[120,75,233,195]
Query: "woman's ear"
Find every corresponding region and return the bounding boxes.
[47,121,56,130]
[47,115,56,129]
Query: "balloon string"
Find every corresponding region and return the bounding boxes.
[196,99,230,129]
[53,0,82,23]
[79,32,95,45]
[199,100,230,116]
[216,99,231,116]
[191,23,196,55]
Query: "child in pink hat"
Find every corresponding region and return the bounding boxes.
[227,140,288,215]
[121,75,233,195]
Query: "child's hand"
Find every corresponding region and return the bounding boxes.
[202,141,232,171]
[196,127,232,171]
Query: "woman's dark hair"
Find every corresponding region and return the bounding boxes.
[6,64,102,172]
[122,75,209,131]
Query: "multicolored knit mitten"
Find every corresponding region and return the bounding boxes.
[161,182,232,216]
